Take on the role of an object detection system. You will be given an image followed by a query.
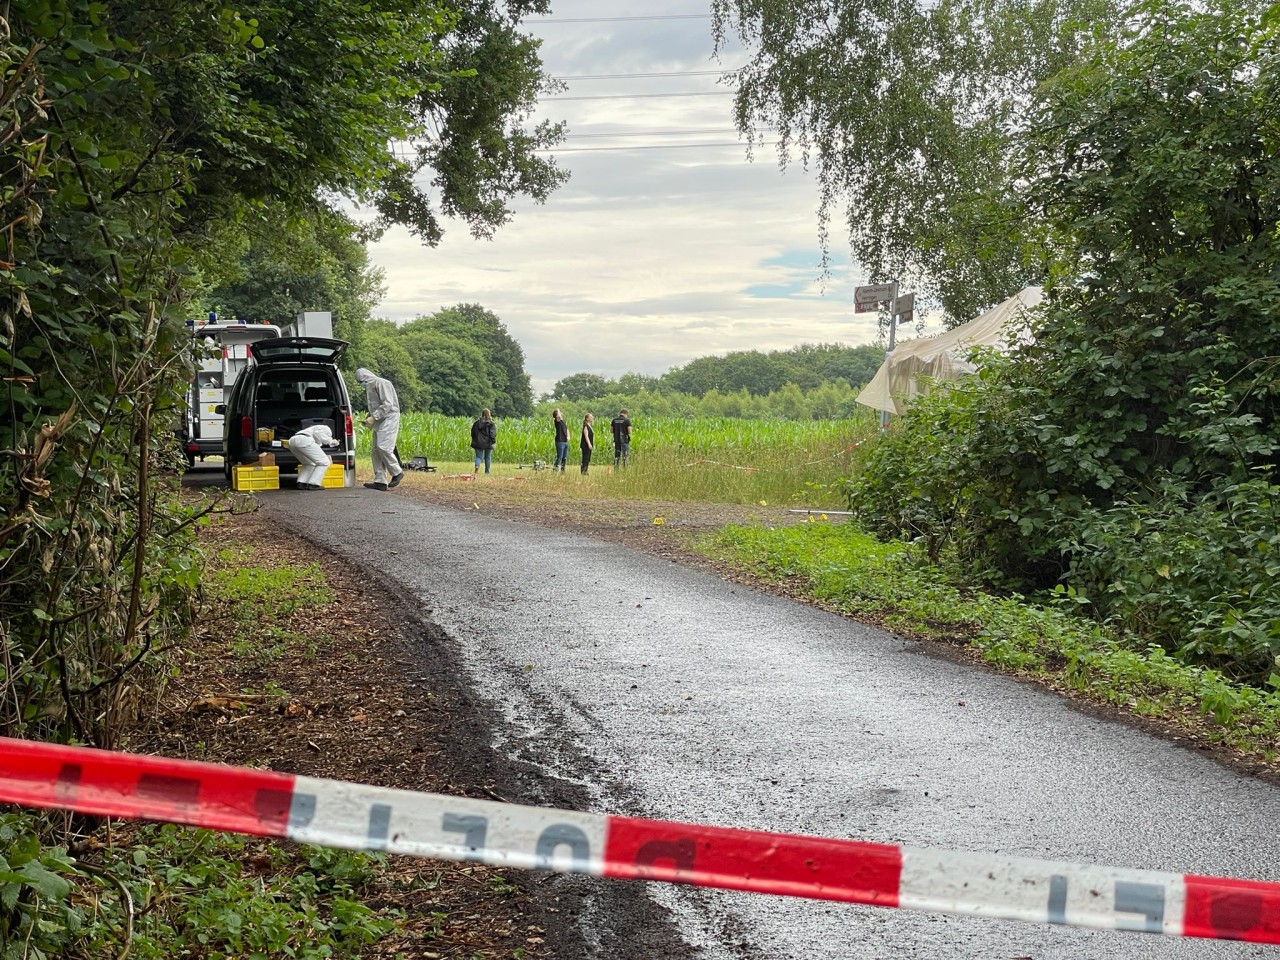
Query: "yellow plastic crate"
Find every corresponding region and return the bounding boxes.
[232,465,279,491]
[320,464,346,488]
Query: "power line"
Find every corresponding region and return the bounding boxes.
[565,128,741,139]
[538,141,776,153]
[530,14,712,23]
[554,70,729,80]
[545,91,735,101]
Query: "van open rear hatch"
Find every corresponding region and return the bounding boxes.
[250,338,348,365]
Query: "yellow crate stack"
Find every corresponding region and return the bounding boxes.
[231,465,280,491]
[320,464,345,488]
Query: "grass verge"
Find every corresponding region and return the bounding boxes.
[700,522,1280,770]
[360,455,848,510]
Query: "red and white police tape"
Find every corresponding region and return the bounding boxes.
[1,736,1276,943]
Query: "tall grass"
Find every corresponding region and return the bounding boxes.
[359,410,879,506]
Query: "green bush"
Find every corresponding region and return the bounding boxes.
[1057,478,1280,684]
[0,813,80,960]
[841,356,1067,586]
[844,366,1280,685]
[0,816,396,960]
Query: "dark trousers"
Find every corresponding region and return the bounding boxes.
[580,448,592,474]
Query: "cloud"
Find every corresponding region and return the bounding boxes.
[366,2,885,396]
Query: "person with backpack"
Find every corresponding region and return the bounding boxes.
[610,408,632,467]
[470,408,497,475]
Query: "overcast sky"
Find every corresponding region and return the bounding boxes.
[366,1,889,397]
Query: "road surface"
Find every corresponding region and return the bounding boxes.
[260,485,1279,959]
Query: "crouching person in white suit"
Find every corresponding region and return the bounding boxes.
[290,423,338,490]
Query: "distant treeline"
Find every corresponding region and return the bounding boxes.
[348,303,534,418]
[545,380,872,422]
[551,342,885,418]
[351,320,886,420]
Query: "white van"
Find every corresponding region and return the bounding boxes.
[181,320,281,466]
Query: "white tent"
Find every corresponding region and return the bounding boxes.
[855,286,1043,416]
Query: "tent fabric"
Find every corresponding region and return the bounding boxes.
[856,287,1043,416]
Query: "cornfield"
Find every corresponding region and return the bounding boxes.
[359,411,879,506]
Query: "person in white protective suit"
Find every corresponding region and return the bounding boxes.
[289,423,339,490]
[353,367,404,491]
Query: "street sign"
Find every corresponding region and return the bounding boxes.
[896,292,915,325]
[855,282,897,313]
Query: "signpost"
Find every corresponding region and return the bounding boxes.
[854,283,897,313]
[896,292,915,326]
[855,281,905,429]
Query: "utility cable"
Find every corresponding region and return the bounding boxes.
[545,91,735,101]
[539,141,777,153]
[553,70,731,80]
[530,14,712,23]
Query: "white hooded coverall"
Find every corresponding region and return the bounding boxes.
[354,367,403,484]
[289,423,337,486]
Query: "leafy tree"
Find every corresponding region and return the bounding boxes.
[717,351,792,397]
[401,331,495,416]
[404,0,569,243]
[1018,0,1280,492]
[1,0,567,753]
[847,0,1280,681]
[660,343,883,397]
[205,206,386,341]
[662,355,731,397]
[786,343,884,390]
[141,0,566,246]
[617,372,660,394]
[399,303,532,414]
[554,372,611,401]
[355,321,430,412]
[711,0,1122,322]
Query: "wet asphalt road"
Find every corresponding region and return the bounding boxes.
[259,484,1280,959]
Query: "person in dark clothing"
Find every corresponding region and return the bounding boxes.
[552,408,569,472]
[580,413,594,474]
[611,408,632,467]
[470,408,497,474]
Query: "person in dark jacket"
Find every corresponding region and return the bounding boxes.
[552,408,569,472]
[470,408,497,475]
[579,413,594,474]
[610,408,632,467]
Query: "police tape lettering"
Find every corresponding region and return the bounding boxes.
[0,737,1276,944]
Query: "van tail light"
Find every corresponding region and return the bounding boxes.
[240,415,253,438]
[345,413,353,437]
